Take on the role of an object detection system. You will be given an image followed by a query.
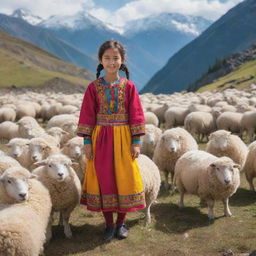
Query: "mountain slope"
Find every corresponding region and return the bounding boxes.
[0,13,97,72]
[38,11,163,89]
[141,0,256,94]
[0,29,93,91]
[124,13,212,65]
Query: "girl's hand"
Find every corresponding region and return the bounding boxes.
[84,144,93,160]
[131,144,140,160]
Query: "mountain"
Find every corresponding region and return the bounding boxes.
[123,13,212,65]
[141,0,256,94]
[11,8,43,25]
[0,29,93,92]
[38,11,163,89]
[0,13,97,72]
[188,44,256,91]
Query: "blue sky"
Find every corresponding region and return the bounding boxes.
[0,0,244,27]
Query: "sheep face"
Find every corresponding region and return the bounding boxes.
[62,122,76,134]
[66,143,83,159]
[29,143,49,162]
[209,160,240,186]
[19,124,33,138]
[7,142,29,159]
[162,134,181,153]
[0,168,33,201]
[36,155,73,182]
[143,132,156,146]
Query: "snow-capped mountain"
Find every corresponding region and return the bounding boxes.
[11,8,43,25]
[124,13,212,37]
[39,11,115,32]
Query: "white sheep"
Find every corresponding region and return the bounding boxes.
[206,130,248,168]
[61,137,86,182]
[32,154,81,238]
[47,114,78,129]
[0,107,16,122]
[137,154,161,225]
[0,155,21,174]
[184,111,216,142]
[29,137,60,166]
[16,103,36,119]
[0,166,52,256]
[17,116,45,139]
[174,150,240,219]
[153,127,198,189]
[141,124,162,159]
[0,121,19,140]
[164,107,189,129]
[242,141,256,191]
[240,110,256,142]
[144,112,159,127]
[47,127,69,146]
[216,112,242,134]
[6,138,33,170]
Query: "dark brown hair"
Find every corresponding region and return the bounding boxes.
[96,40,130,79]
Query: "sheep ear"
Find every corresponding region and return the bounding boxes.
[210,163,216,168]
[61,130,69,135]
[233,164,240,169]
[34,160,47,167]
[29,174,38,179]
[6,143,11,147]
[0,174,4,182]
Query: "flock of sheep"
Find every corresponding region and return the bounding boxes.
[0,83,256,255]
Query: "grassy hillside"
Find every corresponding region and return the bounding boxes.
[0,30,93,89]
[197,59,256,93]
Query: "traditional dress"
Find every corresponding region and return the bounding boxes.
[77,77,146,213]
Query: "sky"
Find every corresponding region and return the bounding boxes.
[0,0,245,28]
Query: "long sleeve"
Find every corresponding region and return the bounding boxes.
[127,81,145,137]
[77,82,97,138]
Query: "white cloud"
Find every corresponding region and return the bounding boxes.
[88,0,244,27]
[0,0,244,26]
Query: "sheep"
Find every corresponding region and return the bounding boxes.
[32,154,81,238]
[241,141,256,191]
[0,166,52,256]
[17,116,45,139]
[6,138,33,170]
[16,103,36,119]
[0,155,21,174]
[141,124,162,159]
[188,104,212,113]
[240,111,256,142]
[144,112,159,127]
[174,150,240,219]
[61,137,86,182]
[164,107,189,129]
[153,127,198,190]
[136,154,161,225]
[206,130,248,168]
[0,121,19,140]
[0,166,32,203]
[46,127,69,146]
[59,105,78,115]
[29,137,60,166]
[0,107,16,122]
[47,114,78,129]
[184,111,216,142]
[216,112,242,134]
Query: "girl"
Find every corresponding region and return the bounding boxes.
[77,40,146,242]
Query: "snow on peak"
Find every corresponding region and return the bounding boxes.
[11,8,43,25]
[123,13,211,36]
[39,11,111,31]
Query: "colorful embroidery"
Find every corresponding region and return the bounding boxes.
[94,78,127,115]
[81,190,146,211]
[130,123,145,136]
[76,124,94,136]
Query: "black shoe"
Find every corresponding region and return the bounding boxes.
[116,224,128,239]
[103,226,115,242]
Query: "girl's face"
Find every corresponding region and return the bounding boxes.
[100,48,123,76]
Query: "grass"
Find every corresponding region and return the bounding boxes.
[0,50,90,88]
[0,139,255,256]
[197,59,256,93]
